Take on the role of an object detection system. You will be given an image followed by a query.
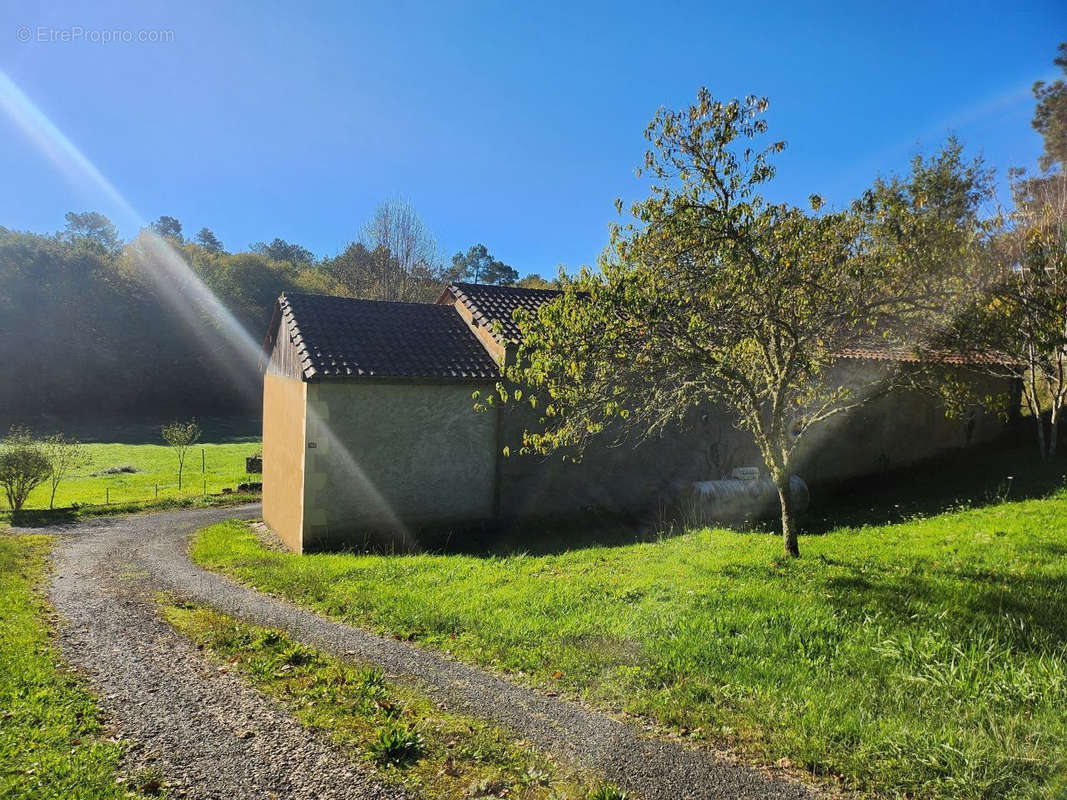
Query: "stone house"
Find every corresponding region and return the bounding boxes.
[260,283,1013,552]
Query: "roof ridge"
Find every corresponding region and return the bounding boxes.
[281,291,455,310]
[450,281,560,294]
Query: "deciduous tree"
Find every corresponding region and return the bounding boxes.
[328,200,451,302]
[150,216,184,243]
[514,274,558,290]
[162,420,201,491]
[940,47,1067,459]
[250,238,316,266]
[41,433,86,510]
[61,211,121,254]
[503,89,991,557]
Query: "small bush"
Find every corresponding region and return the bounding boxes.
[352,667,388,700]
[520,765,553,787]
[94,465,138,475]
[355,667,386,688]
[0,427,51,510]
[367,724,423,766]
[467,777,508,796]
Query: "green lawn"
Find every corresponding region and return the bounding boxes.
[10,441,261,511]
[194,497,1067,800]
[0,535,132,799]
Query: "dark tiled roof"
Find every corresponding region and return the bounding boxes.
[275,293,500,381]
[444,282,561,345]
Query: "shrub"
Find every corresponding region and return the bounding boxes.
[0,427,51,510]
[95,465,138,475]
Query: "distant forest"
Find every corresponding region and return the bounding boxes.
[0,203,554,421]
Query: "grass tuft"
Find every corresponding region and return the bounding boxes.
[367,724,424,767]
[586,784,629,800]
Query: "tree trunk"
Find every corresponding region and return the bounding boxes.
[776,474,800,558]
[1050,412,1059,461]
[1036,413,1048,462]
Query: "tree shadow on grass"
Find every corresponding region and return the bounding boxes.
[4,507,80,528]
[802,438,1067,536]
[4,494,261,530]
[416,509,661,557]
[429,439,1063,557]
[820,561,1067,651]
[311,432,1059,558]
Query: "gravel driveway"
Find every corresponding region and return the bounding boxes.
[43,506,403,800]
[37,506,819,800]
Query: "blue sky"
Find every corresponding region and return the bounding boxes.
[0,0,1061,277]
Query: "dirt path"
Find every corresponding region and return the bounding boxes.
[39,507,817,800]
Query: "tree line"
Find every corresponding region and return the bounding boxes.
[0,198,551,420]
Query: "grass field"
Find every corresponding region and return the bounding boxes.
[18,441,262,510]
[1,416,261,511]
[194,491,1067,799]
[0,536,132,799]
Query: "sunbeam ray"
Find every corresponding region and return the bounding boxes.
[0,69,410,544]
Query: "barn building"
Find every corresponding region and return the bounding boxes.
[260,283,1012,552]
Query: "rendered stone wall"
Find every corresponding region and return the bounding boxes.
[266,361,1015,549]
[302,381,496,549]
[792,368,1010,483]
[497,367,1015,518]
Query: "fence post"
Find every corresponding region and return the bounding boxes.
[155,483,158,499]
[105,487,109,505]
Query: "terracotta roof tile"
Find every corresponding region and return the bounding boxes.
[277,293,500,382]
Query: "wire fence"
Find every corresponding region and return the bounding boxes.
[87,478,262,508]
[77,448,263,509]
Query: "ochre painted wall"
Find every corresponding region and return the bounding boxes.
[262,372,307,552]
[302,382,496,549]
